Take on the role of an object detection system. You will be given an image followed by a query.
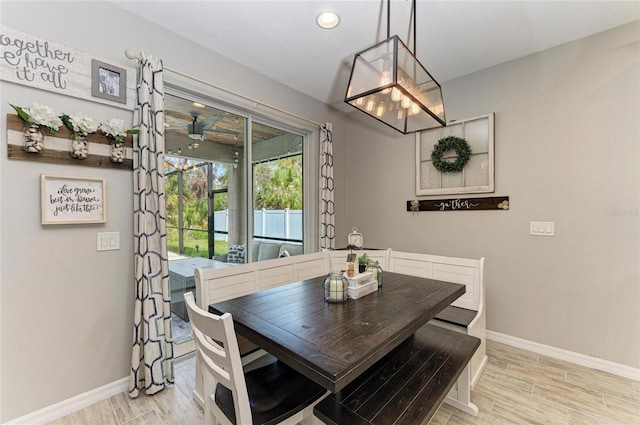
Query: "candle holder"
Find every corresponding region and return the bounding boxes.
[366,261,383,289]
[323,272,348,303]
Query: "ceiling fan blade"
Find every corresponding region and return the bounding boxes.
[206,128,240,135]
[200,115,222,126]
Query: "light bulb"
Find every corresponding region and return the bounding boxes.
[380,71,391,94]
[397,110,404,120]
[410,103,420,115]
[365,99,374,112]
[391,87,402,102]
[401,95,411,109]
[355,97,365,107]
[375,103,385,117]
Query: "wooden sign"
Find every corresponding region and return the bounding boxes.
[407,196,509,212]
[41,174,106,224]
[6,114,133,169]
[0,25,135,110]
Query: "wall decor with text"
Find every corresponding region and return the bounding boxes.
[416,113,494,196]
[41,174,106,225]
[407,196,509,213]
[0,25,135,110]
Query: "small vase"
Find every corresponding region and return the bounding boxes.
[23,124,44,153]
[71,133,88,159]
[110,140,125,163]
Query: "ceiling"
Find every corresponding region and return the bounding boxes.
[113,1,639,113]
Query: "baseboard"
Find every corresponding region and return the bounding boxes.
[487,330,640,381]
[3,377,129,425]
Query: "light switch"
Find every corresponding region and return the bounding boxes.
[530,221,555,236]
[97,232,120,251]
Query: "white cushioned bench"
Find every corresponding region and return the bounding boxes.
[389,251,487,416]
[191,248,486,417]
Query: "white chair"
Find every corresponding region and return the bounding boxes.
[184,292,327,425]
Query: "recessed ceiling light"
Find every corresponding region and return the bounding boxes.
[317,11,340,29]
[192,102,205,108]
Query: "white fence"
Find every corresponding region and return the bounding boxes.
[213,209,302,241]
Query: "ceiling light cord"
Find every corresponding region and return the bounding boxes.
[124,49,321,128]
[386,0,417,53]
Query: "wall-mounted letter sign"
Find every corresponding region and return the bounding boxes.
[0,25,135,110]
[407,196,509,213]
[41,174,106,224]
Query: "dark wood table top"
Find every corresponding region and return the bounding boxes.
[209,271,465,392]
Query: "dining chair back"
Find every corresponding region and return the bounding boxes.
[184,292,327,425]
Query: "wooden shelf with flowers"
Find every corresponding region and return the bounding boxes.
[6,106,135,170]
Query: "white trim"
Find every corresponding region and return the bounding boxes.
[487,330,640,381]
[3,377,128,425]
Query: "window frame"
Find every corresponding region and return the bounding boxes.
[163,85,319,261]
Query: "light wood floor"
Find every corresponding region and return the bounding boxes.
[46,341,640,425]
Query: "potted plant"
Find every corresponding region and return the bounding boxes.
[346,261,355,278]
[358,253,370,273]
[346,244,357,263]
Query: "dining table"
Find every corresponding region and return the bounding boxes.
[209,271,465,393]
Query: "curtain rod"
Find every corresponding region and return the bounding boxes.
[124,49,322,127]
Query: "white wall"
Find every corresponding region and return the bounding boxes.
[345,22,640,369]
[0,1,347,422]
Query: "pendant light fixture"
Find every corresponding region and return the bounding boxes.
[345,0,445,134]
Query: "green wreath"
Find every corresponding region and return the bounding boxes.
[431,136,472,173]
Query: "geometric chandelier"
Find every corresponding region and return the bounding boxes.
[344,0,446,134]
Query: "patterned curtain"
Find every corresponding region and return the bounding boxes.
[129,53,174,397]
[320,122,335,250]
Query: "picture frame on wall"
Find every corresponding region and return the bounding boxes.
[91,59,127,104]
[41,174,107,225]
[415,113,495,196]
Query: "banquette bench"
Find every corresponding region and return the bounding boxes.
[192,248,487,420]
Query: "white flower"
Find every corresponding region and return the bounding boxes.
[99,118,127,139]
[99,118,138,142]
[65,112,98,136]
[21,103,63,130]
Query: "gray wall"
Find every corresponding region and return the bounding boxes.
[0,1,347,422]
[1,0,637,422]
[344,22,640,369]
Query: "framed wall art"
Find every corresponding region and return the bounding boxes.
[416,113,494,196]
[91,59,127,104]
[41,174,106,225]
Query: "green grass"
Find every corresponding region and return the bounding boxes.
[167,228,229,259]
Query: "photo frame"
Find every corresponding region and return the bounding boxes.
[41,174,106,225]
[91,59,127,104]
[416,113,495,196]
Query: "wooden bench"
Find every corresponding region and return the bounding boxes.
[389,251,487,416]
[190,248,485,417]
[313,324,480,425]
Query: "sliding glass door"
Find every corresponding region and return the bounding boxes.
[250,121,304,261]
[164,92,308,263]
